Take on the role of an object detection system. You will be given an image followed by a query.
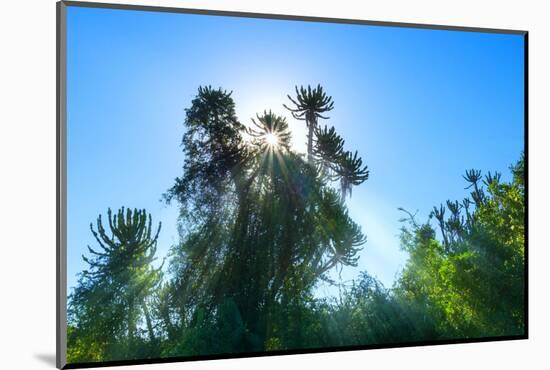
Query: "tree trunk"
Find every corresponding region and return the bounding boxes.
[141,300,156,343]
[128,302,136,352]
[307,120,314,163]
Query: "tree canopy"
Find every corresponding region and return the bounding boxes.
[67,85,525,364]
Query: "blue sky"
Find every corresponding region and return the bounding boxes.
[66,6,524,294]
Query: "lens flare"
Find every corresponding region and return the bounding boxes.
[264,132,279,147]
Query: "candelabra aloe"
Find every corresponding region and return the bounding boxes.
[69,207,162,361]
[248,110,292,151]
[284,84,334,162]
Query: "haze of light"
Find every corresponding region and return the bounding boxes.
[66,7,524,296]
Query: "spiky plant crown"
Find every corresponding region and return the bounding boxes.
[313,125,345,173]
[283,84,334,126]
[85,207,162,277]
[248,110,292,151]
[335,151,370,200]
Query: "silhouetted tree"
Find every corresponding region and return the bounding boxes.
[165,87,366,353]
[248,110,292,152]
[284,84,334,162]
[68,208,162,362]
[312,125,345,179]
[285,85,368,201]
[335,150,369,202]
[164,85,248,223]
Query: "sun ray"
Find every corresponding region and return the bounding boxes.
[265,132,279,147]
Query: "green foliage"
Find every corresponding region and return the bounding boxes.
[319,272,439,346]
[162,89,367,352]
[67,84,524,364]
[163,86,247,223]
[394,156,525,338]
[68,208,162,362]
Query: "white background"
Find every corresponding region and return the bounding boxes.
[0,0,548,368]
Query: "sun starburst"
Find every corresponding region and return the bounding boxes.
[264,132,279,147]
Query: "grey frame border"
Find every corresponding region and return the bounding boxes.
[57,1,67,369]
[56,1,528,369]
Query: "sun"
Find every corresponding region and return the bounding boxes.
[264,132,279,147]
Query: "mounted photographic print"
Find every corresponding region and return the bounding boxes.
[56,1,528,368]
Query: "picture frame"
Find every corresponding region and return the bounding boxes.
[57,1,528,368]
